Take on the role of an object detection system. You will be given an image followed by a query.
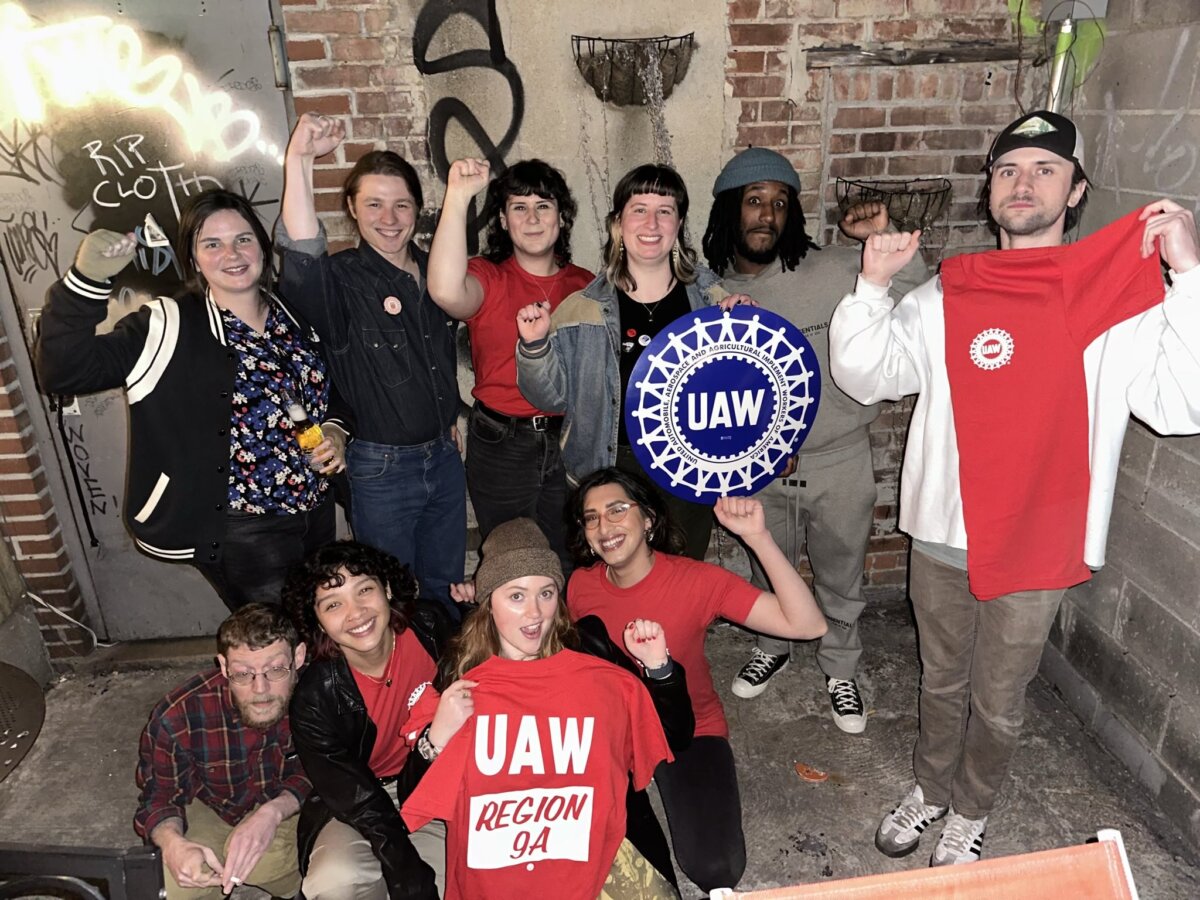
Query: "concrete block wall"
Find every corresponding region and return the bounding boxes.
[1041,0,1200,852]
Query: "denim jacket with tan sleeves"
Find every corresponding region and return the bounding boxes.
[515,267,727,483]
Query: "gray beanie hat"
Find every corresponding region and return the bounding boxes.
[475,518,564,605]
[713,147,801,197]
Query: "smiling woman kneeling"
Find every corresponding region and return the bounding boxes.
[283,541,455,900]
[400,519,679,900]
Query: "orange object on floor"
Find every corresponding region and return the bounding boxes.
[711,830,1138,900]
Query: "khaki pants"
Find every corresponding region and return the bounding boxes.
[303,781,446,900]
[600,837,679,899]
[909,549,1065,818]
[163,801,300,900]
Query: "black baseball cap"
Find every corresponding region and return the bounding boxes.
[984,110,1084,170]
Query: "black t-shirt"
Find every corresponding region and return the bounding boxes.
[616,280,691,446]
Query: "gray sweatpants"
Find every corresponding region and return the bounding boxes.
[746,439,877,680]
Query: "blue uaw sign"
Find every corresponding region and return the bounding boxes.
[625,305,821,501]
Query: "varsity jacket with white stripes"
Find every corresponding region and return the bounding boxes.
[35,268,331,565]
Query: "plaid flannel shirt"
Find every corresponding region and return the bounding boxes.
[134,668,310,840]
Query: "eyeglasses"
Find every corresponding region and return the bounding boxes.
[227,664,293,686]
[582,502,635,530]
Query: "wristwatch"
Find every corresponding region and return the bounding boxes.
[416,727,442,762]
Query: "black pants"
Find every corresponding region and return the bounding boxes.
[466,403,572,574]
[654,736,746,892]
[616,445,713,561]
[193,499,336,611]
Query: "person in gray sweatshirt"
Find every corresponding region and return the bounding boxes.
[702,148,925,733]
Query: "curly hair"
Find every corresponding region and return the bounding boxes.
[976,158,1090,236]
[480,159,577,266]
[702,184,818,277]
[602,164,698,293]
[565,467,685,567]
[281,540,419,662]
[216,603,298,657]
[441,581,577,684]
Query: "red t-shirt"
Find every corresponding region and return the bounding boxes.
[567,554,762,739]
[466,256,593,416]
[401,650,669,900]
[350,627,437,778]
[940,209,1164,600]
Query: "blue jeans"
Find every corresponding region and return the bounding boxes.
[465,404,571,575]
[346,435,465,617]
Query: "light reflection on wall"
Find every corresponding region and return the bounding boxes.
[0,3,281,163]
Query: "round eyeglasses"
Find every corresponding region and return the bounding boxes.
[581,501,635,530]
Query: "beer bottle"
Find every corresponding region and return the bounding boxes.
[280,386,323,454]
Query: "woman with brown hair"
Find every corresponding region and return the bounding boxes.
[514,164,744,560]
[37,188,344,610]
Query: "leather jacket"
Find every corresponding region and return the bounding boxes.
[290,600,455,900]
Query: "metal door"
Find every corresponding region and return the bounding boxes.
[0,0,293,639]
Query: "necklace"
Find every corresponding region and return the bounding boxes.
[358,630,397,688]
[629,278,676,322]
[526,264,564,306]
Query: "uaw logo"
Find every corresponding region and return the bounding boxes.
[625,305,821,501]
[969,327,1014,371]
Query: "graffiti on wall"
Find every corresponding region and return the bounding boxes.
[413,0,525,248]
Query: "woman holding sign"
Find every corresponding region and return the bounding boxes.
[36,189,345,610]
[564,467,827,892]
[400,518,679,899]
[515,164,741,561]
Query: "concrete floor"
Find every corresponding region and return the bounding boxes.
[0,599,1197,898]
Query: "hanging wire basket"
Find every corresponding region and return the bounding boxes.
[836,177,953,264]
[571,33,695,106]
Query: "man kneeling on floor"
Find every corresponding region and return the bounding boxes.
[134,604,309,898]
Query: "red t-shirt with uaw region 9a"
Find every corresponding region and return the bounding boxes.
[466,257,593,416]
[940,209,1164,600]
[401,650,670,900]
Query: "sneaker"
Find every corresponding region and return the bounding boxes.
[731,649,789,699]
[826,676,867,733]
[930,811,987,866]
[874,785,948,858]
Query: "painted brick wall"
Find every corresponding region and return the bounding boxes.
[0,324,94,661]
[1040,0,1200,853]
[281,0,431,251]
[725,0,1041,589]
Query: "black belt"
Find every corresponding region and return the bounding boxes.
[475,401,563,433]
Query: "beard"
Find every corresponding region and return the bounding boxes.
[234,693,288,729]
[993,199,1066,237]
[735,228,780,266]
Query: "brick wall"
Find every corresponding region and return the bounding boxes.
[0,322,94,661]
[281,0,431,250]
[725,0,1041,589]
[1040,0,1200,853]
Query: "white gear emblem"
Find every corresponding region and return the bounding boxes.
[969,328,1014,370]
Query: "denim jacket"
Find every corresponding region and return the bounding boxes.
[516,267,727,483]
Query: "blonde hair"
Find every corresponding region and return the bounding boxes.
[443,584,578,681]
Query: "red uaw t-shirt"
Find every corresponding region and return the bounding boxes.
[401,650,669,900]
[467,257,593,416]
[350,628,436,777]
[940,209,1164,600]
[567,554,762,739]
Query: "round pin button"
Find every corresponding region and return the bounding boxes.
[383,296,402,315]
